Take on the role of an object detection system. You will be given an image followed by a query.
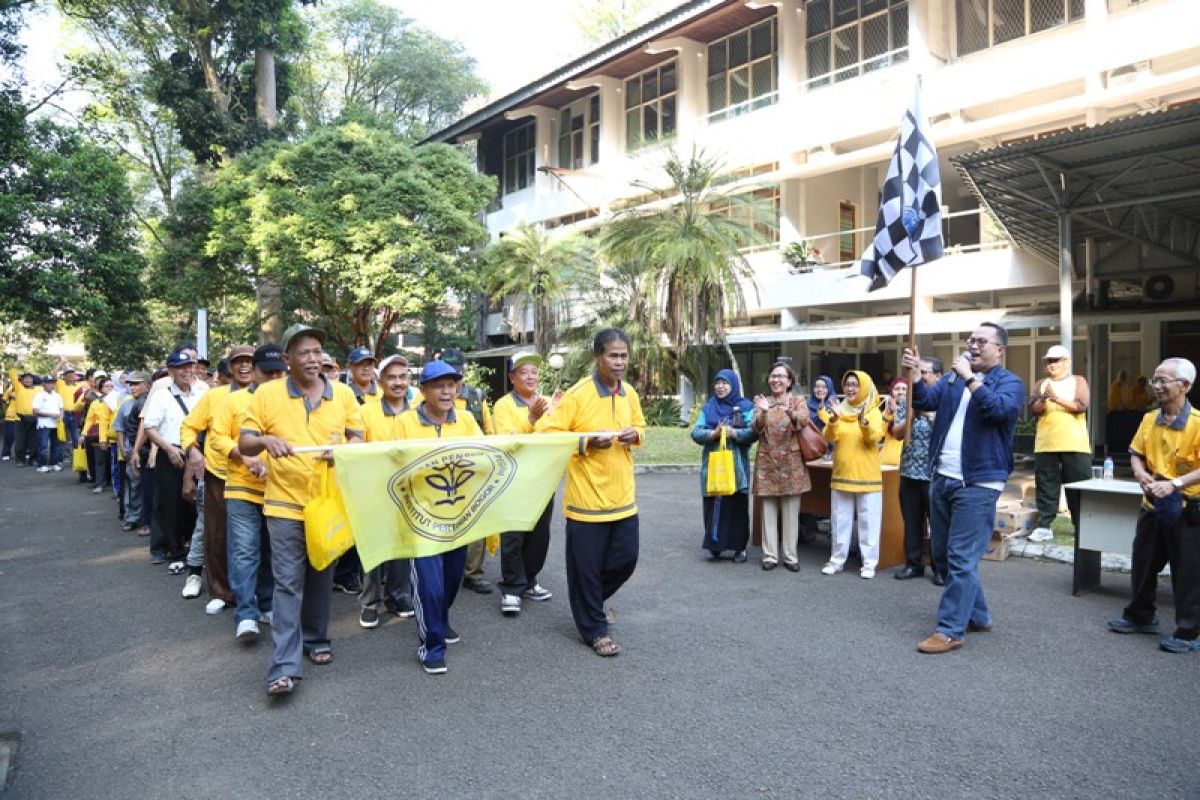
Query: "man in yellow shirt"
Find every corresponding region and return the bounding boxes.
[8,368,37,467]
[492,351,557,616]
[1108,357,1200,654]
[537,329,645,657]
[398,359,484,675]
[356,354,416,629]
[211,344,287,642]
[240,325,364,696]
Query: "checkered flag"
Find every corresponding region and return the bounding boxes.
[859,89,944,291]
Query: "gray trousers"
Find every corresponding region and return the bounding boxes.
[185,477,206,568]
[265,517,333,683]
[464,539,486,580]
[123,460,143,525]
[361,559,411,612]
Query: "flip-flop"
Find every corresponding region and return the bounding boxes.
[307,649,333,666]
[267,676,295,696]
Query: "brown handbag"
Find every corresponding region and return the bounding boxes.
[797,419,827,462]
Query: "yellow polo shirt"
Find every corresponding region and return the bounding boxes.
[55,379,84,415]
[8,369,35,416]
[84,397,116,443]
[3,387,15,422]
[241,376,364,521]
[211,384,269,505]
[181,384,233,481]
[395,404,483,441]
[361,396,411,443]
[1129,402,1200,507]
[536,373,645,523]
[491,391,539,435]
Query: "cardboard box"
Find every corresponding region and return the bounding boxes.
[982,531,1011,562]
[994,504,1037,535]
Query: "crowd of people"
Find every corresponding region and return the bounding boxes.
[4,321,1198,697]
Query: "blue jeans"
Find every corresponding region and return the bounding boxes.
[226,499,274,624]
[36,427,54,467]
[930,474,1001,640]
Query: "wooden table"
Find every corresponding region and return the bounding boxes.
[1064,478,1144,595]
[753,460,904,570]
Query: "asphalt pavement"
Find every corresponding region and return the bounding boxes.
[1,462,1195,799]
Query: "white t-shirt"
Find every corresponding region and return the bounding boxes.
[141,381,207,446]
[32,390,64,429]
[936,382,1005,491]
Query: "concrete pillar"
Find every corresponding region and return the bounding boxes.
[644,37,706,146]
[1084,0,1109,127]
[907,0,936,78]
[1058,212,1074,353]
[749,0,805,99]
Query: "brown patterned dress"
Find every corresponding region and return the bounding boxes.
[752,404,811,497]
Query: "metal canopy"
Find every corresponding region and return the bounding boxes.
[953,103,1200,277]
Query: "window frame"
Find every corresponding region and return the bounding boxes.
[706,17,779,122]
[502,121,536,196]
[805,0,910,89]
[624,60,678,152]
[557,92,602,170]
[955,0,1087,58]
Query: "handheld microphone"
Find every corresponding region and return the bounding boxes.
[948,351,970,384]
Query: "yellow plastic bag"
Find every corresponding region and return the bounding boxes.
[72,445,88,473]
[705,427,736,496]
[304,461,355,571]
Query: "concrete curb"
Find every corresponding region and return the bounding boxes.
[634,463,700,475]
[1007,538,1139,574]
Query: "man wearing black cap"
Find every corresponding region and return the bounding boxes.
[7,367,37,467]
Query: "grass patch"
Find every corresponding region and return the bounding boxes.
[1050,514,1076,546]
[635,425,701,465]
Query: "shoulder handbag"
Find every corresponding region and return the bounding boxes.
[704,426,737,496]
[797,418,827,462]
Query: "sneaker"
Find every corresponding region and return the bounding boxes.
[860,567,876,579]
[1,455,8,461]
[91,486,103,493]
[359,607,380,629]
[37,466,50,473]
[149,553,166,565]
[205,599,227,615]
[52,464,62,472]
[524,584,553,602]
[423,658,448,675]
[732,551,748,563]
[820,562,842,576]
[462,576,493,594]
[181,574,203,598]
[1107,617,1160,635]
[258,610,274,626]
[444,624,461,644]
[392,600,415,619]
[236,619,260,641]
[166,561,185,575]
[332,577,362,595]
[501,594,521,616]
[1028,527,1054,543]
[121,522,137,531]
[1158,635,1200,654]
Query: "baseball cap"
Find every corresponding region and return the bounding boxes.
[93,369,109,379]
[280,324,325,353]
[61,364,78,376]
[419,360,462,385]
[378,354,410,374]
[508,351,542,372]
[126,371,151,385]
[439,347,465,368]
[166,351,195,368]
[228,345,255,361]
[347,346,376,365]
[253,344,287,372]
[40,375,53,384]
[1043,345,1070,361]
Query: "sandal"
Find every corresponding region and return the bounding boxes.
[591,636,621,657]
[307,649,333,666]
[267,676,296,696]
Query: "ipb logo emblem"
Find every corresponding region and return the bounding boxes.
[387,444,516,543]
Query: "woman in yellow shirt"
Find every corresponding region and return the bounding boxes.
[83,376,116,493]
[1029,345,1091,542]
[820,370,885,578]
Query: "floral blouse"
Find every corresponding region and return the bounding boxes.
[752,404,811,497]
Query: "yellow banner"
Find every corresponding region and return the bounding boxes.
[331,433,578,570]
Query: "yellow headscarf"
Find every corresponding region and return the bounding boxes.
[837,370,879,418]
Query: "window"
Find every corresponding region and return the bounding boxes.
[956,0,1085,57]
[707,18,778,122]
[557,93,602,169]
[806,0,909,89]
[710,185,781,244]
[839,201,857,262]
[625,61,677,151]
[503,122,536,195]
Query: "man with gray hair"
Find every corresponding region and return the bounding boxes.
[1108,357,1200,654]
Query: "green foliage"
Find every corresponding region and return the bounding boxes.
[461,362,493,399]
[641,396,682,427]
[573,0,675,46]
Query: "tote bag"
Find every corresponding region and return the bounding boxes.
[704,427,736,496]
[304,461,355,571]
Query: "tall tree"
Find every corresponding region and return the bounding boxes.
[573,0,674,46]
[483,223,594,358]
[598,147,771,384]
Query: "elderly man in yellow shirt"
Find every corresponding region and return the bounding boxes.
[537,329,645,658]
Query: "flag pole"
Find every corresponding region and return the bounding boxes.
[905,266,917,444]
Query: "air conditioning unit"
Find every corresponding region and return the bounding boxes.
[1143,274,1175,302]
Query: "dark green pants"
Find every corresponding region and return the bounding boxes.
[1034,451,1092,531]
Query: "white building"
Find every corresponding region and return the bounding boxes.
[428,0,1200,445]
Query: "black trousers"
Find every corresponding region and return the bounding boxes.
[498,498,553,596]
[152,458,194,560]
[13,415,36,464]
[899,476,940,573]
[1124,506,1200,639]
[1034,451,1092,530]
[565,515,638,643]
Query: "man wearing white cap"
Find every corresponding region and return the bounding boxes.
[1029,344,1092,542]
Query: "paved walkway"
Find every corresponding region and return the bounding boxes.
[0,464,1195,799]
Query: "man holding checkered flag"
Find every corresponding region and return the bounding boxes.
[859,87,944,290]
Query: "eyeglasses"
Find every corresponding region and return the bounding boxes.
[1044,357,1066,363]
[965,338,998,348]
[919,369,934,375]
[1149,377,1182,387]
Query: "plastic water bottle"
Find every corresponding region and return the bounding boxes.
[1103,456,1114,480]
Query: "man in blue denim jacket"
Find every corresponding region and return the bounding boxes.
[903,322,1025,654]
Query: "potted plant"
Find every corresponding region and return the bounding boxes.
[782,240,824,273]
[1012,415,1037,455]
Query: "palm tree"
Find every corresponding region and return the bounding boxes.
[598,146,771,384]
[483,222,594,358]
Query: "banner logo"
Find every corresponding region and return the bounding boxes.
[387,444,516,543]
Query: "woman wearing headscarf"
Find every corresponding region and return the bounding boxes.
[751,362,811,572]
[807,375,837,435]
[691,369,757,562]
[819,370,885,578]
[83,376,116,495]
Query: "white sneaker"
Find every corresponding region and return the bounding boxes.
[181,574,203,598]
[91,486,103,494]
[236,619,260,641]
[525,584,553,602]
[37,466,50,473]
[501,594,521,616]
[205,598,227,615]
[820,562,842,576]
[52,464,62,472]
[860,567,876,579]
[1028,527,1054,543]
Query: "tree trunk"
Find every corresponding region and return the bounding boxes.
[254,47,278,131]
[721,337,742,387]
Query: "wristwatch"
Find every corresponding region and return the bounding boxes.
[1172,477,1184,490]
[965,374,979,387]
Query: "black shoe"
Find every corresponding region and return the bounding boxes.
[894,566,924,580]
[422,658,447,675]
[389,599,415,619]
[931,573,946,587]
[462,577,493,594]
[704,550,720,562]
[333,577,363,595]
[444,625,461,644]
[358,607,380,629]
[121,522,137,531]
[762,560,778,571]
[732,551,748,563]
[783,561,800,573]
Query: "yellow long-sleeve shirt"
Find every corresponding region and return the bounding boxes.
[536,373,645,523]
[823,407,885,493]
[55,378,85,416]
[211,384,269,505]
[181,384,234,481]
[8,369,36,416]
[84,397,116,443]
